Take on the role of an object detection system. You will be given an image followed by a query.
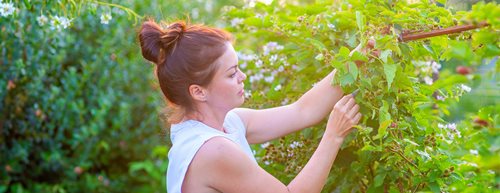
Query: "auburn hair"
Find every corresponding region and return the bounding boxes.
[138,19,233,123]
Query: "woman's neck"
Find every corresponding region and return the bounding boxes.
[184,107,228,133]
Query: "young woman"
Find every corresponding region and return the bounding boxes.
[139,20,361,193]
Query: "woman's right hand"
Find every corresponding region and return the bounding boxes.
[325,94,361,140]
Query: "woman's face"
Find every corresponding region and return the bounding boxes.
[205,42,247,111]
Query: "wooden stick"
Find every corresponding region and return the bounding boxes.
[399,21,489,42]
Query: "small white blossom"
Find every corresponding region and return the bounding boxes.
[269,54,278,63]
[289,141,302,149]
[244,91,252,98]
[264,76,274,83]
[249,73,263,83]
[191,8,199,19]
[37,15,48,26]
[416,149,431,160]
[277,65,284,72]
[430,61,441,73]
[281,98,289,105]
[436,95,445,101]
[255,60,263,67]
[274,84,282,91]
[327,23,336,30]
[460,84,471,93]
[230,17,244,27]
[261,142,270,148]
[315,53,324,61]
[438,123,447,129]
[205,0,213,12]
[100,13,112,25]
[424,76,433,85]
[262,42,283,55]
[469,149,478,155]
[50,15,72,31]
[0,2,16,17]
[264,160,270,165]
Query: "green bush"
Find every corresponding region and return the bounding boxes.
[0,0,238,192]
[222,0,499,192]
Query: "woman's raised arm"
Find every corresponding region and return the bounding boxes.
[194,95,360,193]
[235,69,344,144]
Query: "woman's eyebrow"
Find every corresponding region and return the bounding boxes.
[225,65,237,72]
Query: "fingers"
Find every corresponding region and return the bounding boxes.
[353,112,362,125]
[346,104,359,118]
[336,94,352,106]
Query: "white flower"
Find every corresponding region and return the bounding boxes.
[263,42,283,55]
[100,13,112,25]
[447,123,456,130]
[289,141,302,149]
[249,73,263,83]
[205,0,213,12]
[436,95,445,101]
[37,15,48,26]
[0,2,16,17]
[430,61,441,73]
[269,54,278,63]
[277,65,284,72]
[424,76,433,85]
[261,142,270,148]
[460,84,471,93]
[257,0,273,5]
[438,123,447,129]
[264,160,270,165]
[244,91,252,98]
[469,149,478,155]
[274,84,282,91]
[230,18,244,27]
[237,52,255,61]
[50,15,72,31]
[245,0,256,8]
[416,149,431,159]
[281,98,289,105]
[327,23,336,29]
[315,53,324,61]
[191,8,199,19]
[264,76,274,83]
[255,60,263,67]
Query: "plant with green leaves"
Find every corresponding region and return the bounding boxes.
[223,0,498,192]
[0,0,238,192]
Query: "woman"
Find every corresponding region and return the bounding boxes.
[138,19,361,193]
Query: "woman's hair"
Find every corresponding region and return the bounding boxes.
[138,19,233,123]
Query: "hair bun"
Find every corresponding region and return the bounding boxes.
[138,20,186,64]
[160,22,186,48]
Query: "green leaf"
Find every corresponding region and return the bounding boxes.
[307,38,327,51]
[356,11,365,32]
[380,50,391,63]
[374,172,386,187]
[383,63,396,90]
[348,62,358,80]
[340,73,355,86]
[339,46,350,58]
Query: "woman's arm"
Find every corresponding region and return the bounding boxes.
[196,95,360,193]
[235,69,344,144]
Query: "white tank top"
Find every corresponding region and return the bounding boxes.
[166,110,257,193]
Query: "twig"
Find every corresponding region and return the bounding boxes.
[399,21,489,42]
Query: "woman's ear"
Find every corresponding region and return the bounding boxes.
[189,84,208,102]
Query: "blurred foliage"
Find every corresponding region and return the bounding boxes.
[0,0,237,192]
[222,0,499,192]
[0,0,498,193]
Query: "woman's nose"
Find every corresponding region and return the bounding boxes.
[238,71,247,83]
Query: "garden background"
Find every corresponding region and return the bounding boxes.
[0,0,498,192]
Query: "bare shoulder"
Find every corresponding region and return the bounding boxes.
[194,136,254,174]
[186,136,288,193]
